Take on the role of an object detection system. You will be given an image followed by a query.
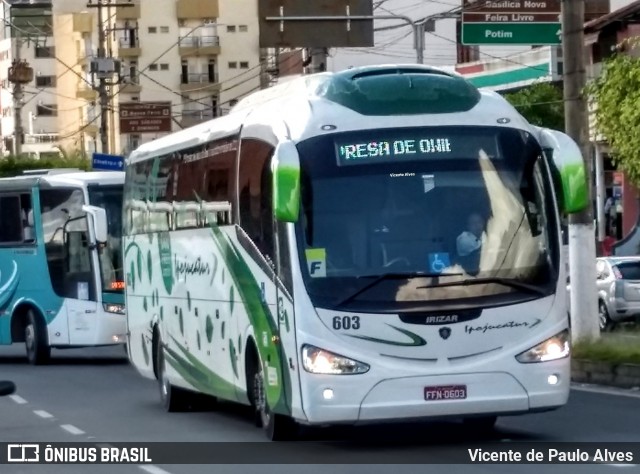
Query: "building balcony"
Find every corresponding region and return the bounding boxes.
[77,85,97,100]
[179,73,220,93]
[119,80,142,94]
[176,0,218,19]
[178,36,220,56]
[180,108,215,128]
[116,2,140,20]
[117,37,141,57]
[23,134,60,156]
[73,13,93,33]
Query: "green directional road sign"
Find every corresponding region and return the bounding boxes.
[462,22,562,45]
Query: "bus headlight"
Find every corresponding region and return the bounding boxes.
[103,303,125,315]
[302,344,369,375]
[515,329,570,363]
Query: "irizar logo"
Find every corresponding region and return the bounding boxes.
[439,327,452,340]
[425,315,458,324]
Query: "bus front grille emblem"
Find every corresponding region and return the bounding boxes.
[439,327,451,340]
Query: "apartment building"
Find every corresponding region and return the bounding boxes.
[114,0,261,156]
[0,0,262,158]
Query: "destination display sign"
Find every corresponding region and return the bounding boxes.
[461,0,561,45]
[334,129,500,166]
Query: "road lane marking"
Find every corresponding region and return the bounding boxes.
[60,424,85,435]
[606,465,638,468]
[139,466,172,474]
[9,395,27,404]
[572,383,640,399]
[33,410,53,419]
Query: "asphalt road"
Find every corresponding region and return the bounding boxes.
[1,343,639,474]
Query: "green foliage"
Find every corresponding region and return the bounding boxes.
[573,336,640,365]
[0,151,90,178]
[586,38,640,187]
[503,81,565,131]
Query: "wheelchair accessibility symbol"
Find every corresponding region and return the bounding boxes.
[428,253,451,274]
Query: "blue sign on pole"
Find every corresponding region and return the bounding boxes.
[92,153,125,171]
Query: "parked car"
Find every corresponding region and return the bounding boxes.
[568,256,640,331]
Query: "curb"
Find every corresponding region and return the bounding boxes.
[571,359,640,389]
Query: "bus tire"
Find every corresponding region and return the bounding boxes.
[156,343,189,412]
[25,310,50,365]
[463,415,498,432]
[249,356,298,441]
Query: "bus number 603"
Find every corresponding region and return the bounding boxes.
[332,316,361,330]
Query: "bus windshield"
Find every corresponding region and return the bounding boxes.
[88,185,124,293]
[295,126,560,311]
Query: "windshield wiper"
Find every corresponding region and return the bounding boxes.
[416,277,547,296]
[334,272,463,307]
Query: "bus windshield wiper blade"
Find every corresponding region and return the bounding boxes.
[334,272,463,307]
[416,277,546,296]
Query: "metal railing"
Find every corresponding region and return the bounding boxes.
[180,72,218,84]
[181,108,215,120]
[24,133,58,144]
[178,35,219,48]
[118,37,139,48]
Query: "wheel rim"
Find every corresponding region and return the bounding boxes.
[159,355,169,401]
[599,305,607,330]
[253,369,270,428]
[25,324,35,357]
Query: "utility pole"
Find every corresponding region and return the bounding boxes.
[97,0,110,154]
[9,32,30,157]
[87,0,129,155]
[562,0,600,341]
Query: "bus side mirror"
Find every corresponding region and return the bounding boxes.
[538,129,589,214]
[82,205,108,244]
[272,140,301,223]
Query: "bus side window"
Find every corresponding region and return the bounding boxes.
[0,195,24,244]
[237,138,274,261]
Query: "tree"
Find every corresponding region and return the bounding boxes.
[503,82,565,131]
[586,37,640,187]
[0,151,90,177]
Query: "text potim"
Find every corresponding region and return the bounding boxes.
[43,445,152,463]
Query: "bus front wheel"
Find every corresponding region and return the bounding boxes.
[25,310,50,365]
[249,358,298,441]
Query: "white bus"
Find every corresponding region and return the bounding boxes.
[123,65,588,440]
[0,170,126,364]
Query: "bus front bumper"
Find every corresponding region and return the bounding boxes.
[299,360,570,425]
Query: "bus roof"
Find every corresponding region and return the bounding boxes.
[0,171,124,192]
[127,64,532,166]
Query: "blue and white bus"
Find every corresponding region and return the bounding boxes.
[0,170,126,364]
[124,65,587,440]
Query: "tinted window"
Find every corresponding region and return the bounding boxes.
[238,138,274,260]
[0,195,23,243]
[615,262,640,280]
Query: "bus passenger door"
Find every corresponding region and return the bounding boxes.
[63,216,99,346]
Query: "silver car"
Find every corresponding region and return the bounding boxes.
[567,256,640,331]
[595,257,640,330]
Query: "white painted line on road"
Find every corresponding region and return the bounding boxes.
[60,424,85,435]
[572,383,640,399]
[9,395,27,404]
[33,410,53,419]
[606,464,638,468]
[139,465,172,474]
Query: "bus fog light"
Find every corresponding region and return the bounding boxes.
[323,389,334,400]
[515,329,570,363]
[547,374,559,385]
[302,344,369,375]
[112,334,126,343]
